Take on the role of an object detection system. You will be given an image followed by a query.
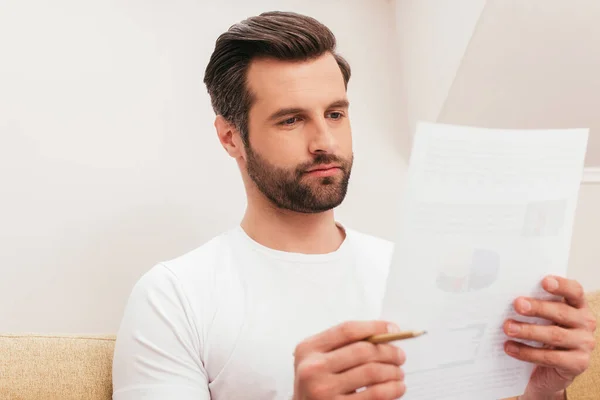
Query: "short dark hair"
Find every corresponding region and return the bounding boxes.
[203,11,351,145]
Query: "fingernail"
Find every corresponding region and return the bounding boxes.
[507,322,521,335]
[506,342,519,354]
[546,277,559,291]
[519,299,531,313]
[388,323,401,333]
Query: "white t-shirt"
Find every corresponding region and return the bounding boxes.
[112,224,394,400]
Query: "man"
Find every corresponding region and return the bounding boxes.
[112,11,596,400]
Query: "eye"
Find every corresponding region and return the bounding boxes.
[328,111,345,120]
[279,117,300,126]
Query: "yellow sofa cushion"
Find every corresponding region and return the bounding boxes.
[566,291,600,400]
[0,334,116,400]
[0,292,598,399]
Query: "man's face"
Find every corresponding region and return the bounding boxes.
[243,53,353,213]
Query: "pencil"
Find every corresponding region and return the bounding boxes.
[365,330,427,344]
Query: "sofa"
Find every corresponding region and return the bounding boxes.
[1,292,599,400]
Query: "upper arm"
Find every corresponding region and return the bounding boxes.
[112,264,210,399]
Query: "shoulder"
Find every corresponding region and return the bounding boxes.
[345,228,394,251]
[125,228,241,330]
[342,226,395,279]
[344,227,395,262]
[141,227,243,286]
[341,226,395,313]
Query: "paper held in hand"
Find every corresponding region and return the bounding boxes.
[379,122,589,400]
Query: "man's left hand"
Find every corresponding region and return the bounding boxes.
[503,275,597,399]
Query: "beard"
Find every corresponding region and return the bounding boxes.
[245,145,353,214]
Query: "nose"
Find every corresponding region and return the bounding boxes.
[308,118,338,154]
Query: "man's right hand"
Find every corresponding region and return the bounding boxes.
[292,320,406,400]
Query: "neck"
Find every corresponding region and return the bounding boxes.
[240,196,345,255]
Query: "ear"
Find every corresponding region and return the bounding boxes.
[214,115,245,159]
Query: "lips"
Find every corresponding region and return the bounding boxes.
[305,164,341,173]
[303,164,342,178]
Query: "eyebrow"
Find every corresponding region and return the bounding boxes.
[267,99,350,121]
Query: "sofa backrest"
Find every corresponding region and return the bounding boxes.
[567,291,600,400]
[0,334,115,400]
[1,292,599,400]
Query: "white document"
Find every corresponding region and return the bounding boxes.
[380,122,589,400]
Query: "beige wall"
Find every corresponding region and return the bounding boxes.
[0,0,407,333]
[2,0,597,335]
[394,0,600,293]
[436,0,600,166]
[570,184,600,292]
[393,0,487,140]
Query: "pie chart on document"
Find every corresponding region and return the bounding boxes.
[436,247,500,293]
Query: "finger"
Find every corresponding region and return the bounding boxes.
[344,380,406,400]
[512,296,588,329]
[326,341,405,373]
[338,363,403,394]
[504,320,594,350]
[542,276,587,309]
[504,340,591,376]
[296,321,397,356]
